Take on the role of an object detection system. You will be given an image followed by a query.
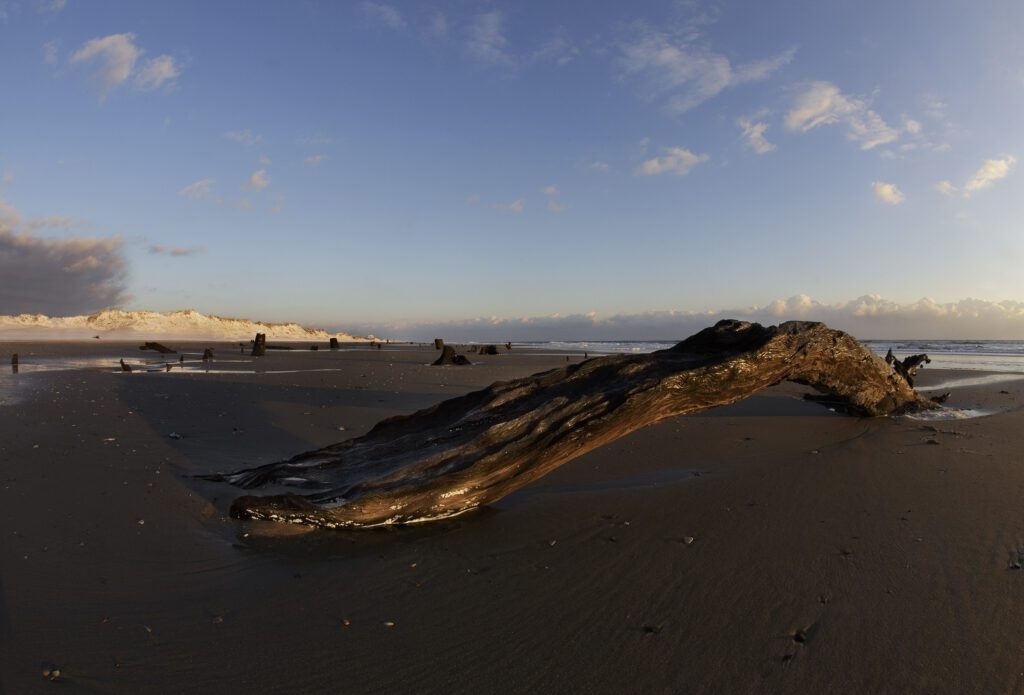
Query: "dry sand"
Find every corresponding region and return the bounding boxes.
[1,342,1023,693]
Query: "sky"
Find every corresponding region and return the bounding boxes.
[1,0,1023,339]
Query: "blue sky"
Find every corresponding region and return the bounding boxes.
[1,0,1023,338]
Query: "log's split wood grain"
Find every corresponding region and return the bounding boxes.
[199,320,933,529]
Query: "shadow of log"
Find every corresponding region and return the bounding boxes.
[200,320,934,529]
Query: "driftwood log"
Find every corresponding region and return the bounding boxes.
[140,342,176,354]
[330,338,339,350]
[201,320,934,529]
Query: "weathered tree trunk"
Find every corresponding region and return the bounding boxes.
[201,320,934,529]
[432,345,471,366]
[434,338,444,350]
[202,348,214,361]
[330,338,340,350]
[251,333,266,357]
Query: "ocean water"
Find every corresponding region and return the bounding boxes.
[516,339,1024,373]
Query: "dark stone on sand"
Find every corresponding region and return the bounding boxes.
[432,345,471,366]
[478,344,499,355]
[202,348,214,361]
[434,338,444,350]
[203,320,936,530]
[310,345,319,351]
[330,338,339,350]
[140,342,176,354]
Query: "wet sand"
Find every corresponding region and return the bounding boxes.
[1,342,1023,693]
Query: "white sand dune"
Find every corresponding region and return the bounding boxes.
[0,308,375,341]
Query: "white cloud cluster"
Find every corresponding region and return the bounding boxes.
[737,118,775,154]
[619,26,795,114]
[784,81,899,150]
[635,147,709,176]
[70,33,180,99]
[872,181,904,205]
[350,295,1024,342]
[0,197,127,314]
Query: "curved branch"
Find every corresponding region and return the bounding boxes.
[199,320,933,529]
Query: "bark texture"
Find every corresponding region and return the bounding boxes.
[201,320,933,529]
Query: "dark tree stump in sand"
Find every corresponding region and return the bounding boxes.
[434,338,444,350]
[202,348,214,361]
[140,342,176,354]
[330,338,339,350]
[478,344,499,355]
[119,359,132,373]
[251,333,266,357]
[432,345,472,366]
[505,342,512,351]
[310,345,319,351]
[10,353,17,374]
[201,320,935,529]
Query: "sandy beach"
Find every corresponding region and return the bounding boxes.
[2,342,1023,693]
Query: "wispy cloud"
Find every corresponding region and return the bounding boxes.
[245,170,270,190]
[618,23,795,114]
[224,129,261,146]
[543,184,566,213]
[303,154,327,166]
[491,198,524,213]
[467,11,513,66]
[964,156,1016,197]
[148,244,204,257]
[737,117,775,154]
[935,156,1016,199]
[784,81,899,150]
[134,54,180,91]
[42,39,58,65]
[590,161,610,173]
[635,146,709,176]
[872,181,904,205]
[0,196,127,314]
[362,2,405,30]
[34,0,66,12]
[69,33,180,99]
[428,11,447,39]
[178,179,213,199]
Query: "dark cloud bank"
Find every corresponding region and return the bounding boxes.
[0,202,128,314]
